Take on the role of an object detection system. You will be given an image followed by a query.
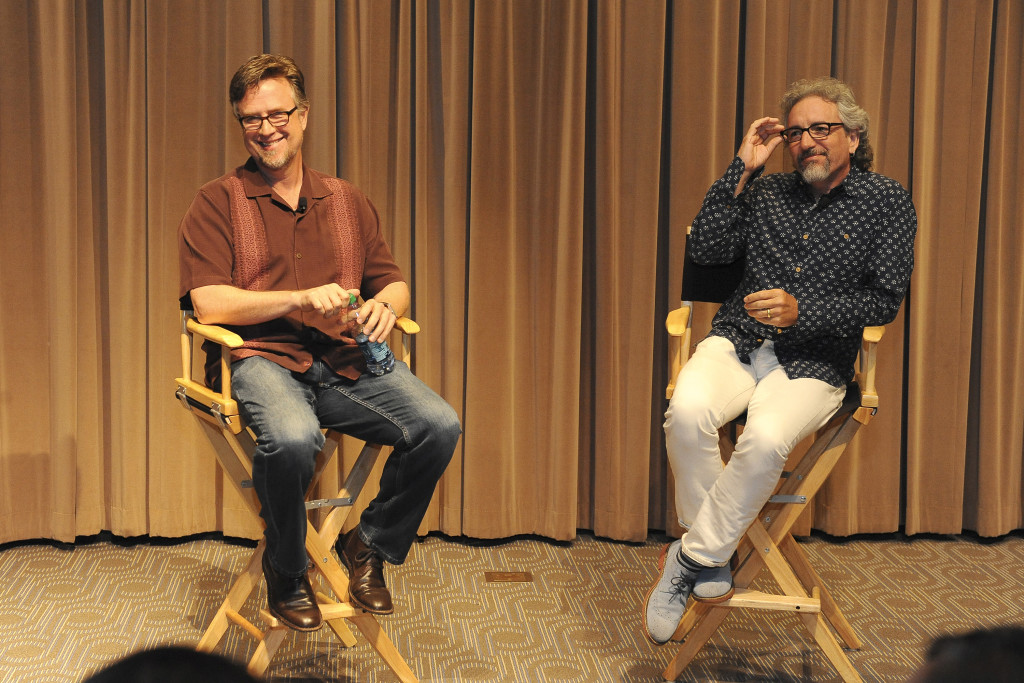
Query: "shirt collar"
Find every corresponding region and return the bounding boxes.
[240,157,332,202]
[791,164,867,201]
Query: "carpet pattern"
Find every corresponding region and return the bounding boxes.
[0,531,1022,682]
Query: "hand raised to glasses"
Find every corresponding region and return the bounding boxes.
[737,116,785,173]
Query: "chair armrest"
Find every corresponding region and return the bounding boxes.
[176,312,243,432]
[666,305,690,337]
[394,316,420,336]
[185,317,244,348]
[665,303,693,400]
[856,325,885,409]
[176,311,422,433]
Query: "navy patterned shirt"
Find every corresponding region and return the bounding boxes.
[690,156,917,387]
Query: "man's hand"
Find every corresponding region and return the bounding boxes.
[351,296,398,343]
[743,289,798,328]
[735,117,784,195]
[738,116,785,171]
[295,283,350,319]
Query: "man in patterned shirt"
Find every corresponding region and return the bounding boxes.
[644,77,916,644]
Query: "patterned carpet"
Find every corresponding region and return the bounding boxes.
[0,530,1022,682]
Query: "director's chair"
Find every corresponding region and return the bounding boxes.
[174,303,420,681]
[660,229,880,682]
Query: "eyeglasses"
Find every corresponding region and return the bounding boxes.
[237,106,299,132]
[779,122,844,144]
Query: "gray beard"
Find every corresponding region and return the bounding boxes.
[799,154,830,183]
[255,147,295,170]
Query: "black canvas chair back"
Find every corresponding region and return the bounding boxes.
[680,234,745,304]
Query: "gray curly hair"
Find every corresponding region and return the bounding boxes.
[780,77,873,172]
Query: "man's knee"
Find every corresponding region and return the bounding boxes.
[431,402,462,460]
[665,390,720,439]
[258,414,325,464]
[408,398,461,471]
[733,422,792,469]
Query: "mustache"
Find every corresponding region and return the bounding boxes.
[799,149,826,163]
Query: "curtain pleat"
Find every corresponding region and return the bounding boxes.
[583,0,667,542]
[1,0,1023,547]
[410,0,473,536]
[460,0,588,540]
[967,0,1024,537]
[905,0,994,535]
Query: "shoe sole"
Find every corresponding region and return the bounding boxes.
[693,587,735,603]
[338,546,396,616]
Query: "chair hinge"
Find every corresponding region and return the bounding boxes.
[208,402,233,429]
[305,495,355,510]
[175,386,233,429]
[768,494,807,504]
[175,385,192,412]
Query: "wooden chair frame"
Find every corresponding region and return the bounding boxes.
[662,299,882,683]
[174,310,421,681]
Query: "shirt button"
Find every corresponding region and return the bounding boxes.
[802,233,809,239]
[795,266,802,273]
[296,253,302,259]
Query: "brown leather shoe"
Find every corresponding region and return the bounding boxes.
[335,528,394,614]
[262,552,323,631]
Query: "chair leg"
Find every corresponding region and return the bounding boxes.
[800,607,863,683]
[306,530,359,647]
[670,599,711,643]
[246,627,288,677]
[195,543,295,677]
[781,535,862,649]
[197,543,267,654]
[315,590,361,648]
[662,605,731,681]
[350,613,420,683]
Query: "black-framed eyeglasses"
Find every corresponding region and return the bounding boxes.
[237,106,299,132]
[780,122,844,144]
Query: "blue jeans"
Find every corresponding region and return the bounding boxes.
[231,356,461,577]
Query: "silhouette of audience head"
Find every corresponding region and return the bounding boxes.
[82,646,257,683]
[910,624,1024,683]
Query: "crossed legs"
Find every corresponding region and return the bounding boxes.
[645,336,844,643]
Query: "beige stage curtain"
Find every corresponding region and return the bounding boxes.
[2,0,1023,547]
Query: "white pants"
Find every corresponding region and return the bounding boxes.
[664,336,845,567]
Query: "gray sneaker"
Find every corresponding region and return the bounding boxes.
[643,540,700,645]
[693,564,734,602]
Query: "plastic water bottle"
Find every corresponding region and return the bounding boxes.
[349,294,395,376]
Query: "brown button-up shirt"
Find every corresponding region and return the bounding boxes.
[179,158,404,383]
